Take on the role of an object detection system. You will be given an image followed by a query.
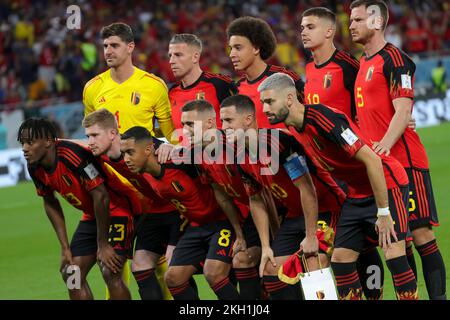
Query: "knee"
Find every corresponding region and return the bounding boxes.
[131,251,157,272]
[232,251,253,268]
[331,248,359,263]
[204,263,230,286]
[164,268,180,287]
[412,227,435,246]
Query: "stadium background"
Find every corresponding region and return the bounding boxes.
[0,0,449,299]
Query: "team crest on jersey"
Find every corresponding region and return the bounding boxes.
[62,175,73,187]
[131,92,141,105]
[171,180,184,192]
[196,91,205,100]
[323,72,332,89]
[366,66,374,81]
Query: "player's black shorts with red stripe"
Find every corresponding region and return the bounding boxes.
[334,186,410,252]
[271,212,332,257]
[405,167,439,230]
[243,214,261,248]
[70,215,134,259]
[134,211,181,255]
[170,219,235,267]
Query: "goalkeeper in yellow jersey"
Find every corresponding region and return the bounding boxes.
[83,22,176,300]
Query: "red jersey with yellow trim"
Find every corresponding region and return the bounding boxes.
[237,65,305,129]
[237,129,345,219]
[304,49,359,121]
[169,72,237,129]
[142,161,226,226]
[99,153,176,214]
[28,140,135,221]
[288,104,408,198]
[355,43,428,169]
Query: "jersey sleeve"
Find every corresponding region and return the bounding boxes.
[210,75,238,103]
[28,166,53,197]
[82,77,99,116]
[382,49,416,101]
[336,55,359,121]
[237,165,263,197]
[152,78,177,143]
[309,106,365,158]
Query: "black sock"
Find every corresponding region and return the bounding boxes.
[331,262,363,300]
[168,281,199,300]
[406,244,418,281]
[357,247,384,300]
[234,267,261,300]
[210,277,240,300]
[188,276,198,294]
[386,255,418,300]
[416,239,447,300]
[132,269,163,300]
[263,275,300,300]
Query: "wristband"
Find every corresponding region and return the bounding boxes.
[377,207,390,217]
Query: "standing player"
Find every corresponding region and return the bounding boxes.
[227,16,305,129]
[81,109,181,300]
[300,7,384,299]
[83,22,176,297]
[168,34,237,130]
[83,22,176,142]
[120,126,245,300]
[18,118,133,300]
[258,72,418,300]
[350,0,446,300]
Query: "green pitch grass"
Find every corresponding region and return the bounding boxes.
[1,123,449,300]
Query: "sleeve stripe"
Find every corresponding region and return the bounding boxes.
[269,65,301,81]
[58,147,82,167]
[385,45,404,67]
[308,109,334,132]
[335,51,359,69]
[144,74,168,91]
[204,72,232,83]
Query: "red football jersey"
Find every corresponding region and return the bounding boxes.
[142,161,226,226]
[304,49,359,121]
[28,140,134,221]
[237,65,305,129]
[237,130,345,218]
[100,154,176,214]
[169,71,237,130]
[288,104,408,198]
[355,43,428,169]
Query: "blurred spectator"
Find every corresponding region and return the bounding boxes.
[0,115,7,149]
[431,60,447,94]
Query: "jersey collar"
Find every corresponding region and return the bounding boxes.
[246,64,271,85]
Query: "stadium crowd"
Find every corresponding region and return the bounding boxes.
[0,0,449,110]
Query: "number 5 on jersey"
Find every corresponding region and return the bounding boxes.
[356,87,364,108]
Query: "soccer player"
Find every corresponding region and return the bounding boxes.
[258,72,418,300]
[180,99,262,299]
[120,126,245,300]
[168,34,237,130]
[300,6,384,299]
[83,22,176,143]
[350,0,446,300]
[81,108,182,300]
[227,16,305,129]
[220,94,345,299]
[18,118,134,300]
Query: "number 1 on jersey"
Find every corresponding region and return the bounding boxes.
[115,111,121,129]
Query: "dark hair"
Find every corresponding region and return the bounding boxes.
[350,0,389,30]
[220,94,255,115]
[17,118,57,142]
[121,126,153,143]
[226,16,277,60]
[181,100,214,113]
[101,22,134,43]
[302,7,336,24]
[169,34,203,52]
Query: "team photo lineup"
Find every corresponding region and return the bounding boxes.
[3,0,449,301]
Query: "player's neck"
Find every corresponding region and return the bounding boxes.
[245,59,267,82]
[311,43,336,65]
[289,103,305,129]
[363,34,386,58]
[145,156,162,177]
[107,139,122,159]
[41,145,56,169]
[110,60,135,84]
[181,66,203,88]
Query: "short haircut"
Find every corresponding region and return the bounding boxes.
[226,16,277,60]
[121,126,153,143]
[169,34,203,53]
[181,100,215,115]
[101,22,134,43]
[258,73,296,93]
[82,108,118,130]
[350,0,389,30]
[220,94,255,115]
[17,117,57,142]
[302,7,336,25]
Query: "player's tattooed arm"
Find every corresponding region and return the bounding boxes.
[212,183,247,255]
[249,192,276,277]
[89,184,123,274]
[43,194,73,272]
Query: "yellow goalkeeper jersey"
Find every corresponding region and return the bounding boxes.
[83,67,175,141]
